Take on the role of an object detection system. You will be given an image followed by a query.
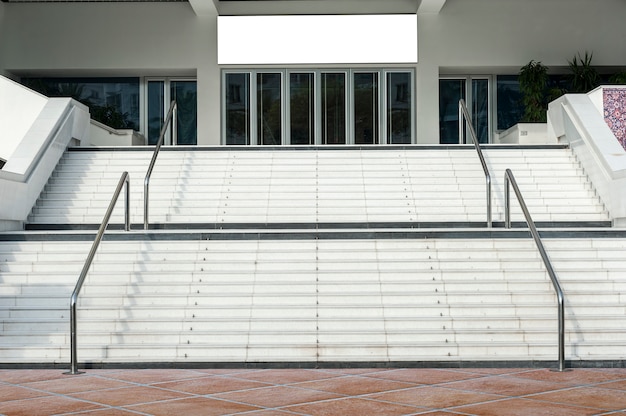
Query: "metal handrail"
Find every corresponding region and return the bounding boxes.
[458,99,492,227]
[144,100,177,229]
[66,171,130,375]
[504,168,566,372]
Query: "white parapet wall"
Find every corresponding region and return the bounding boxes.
[0,77,48,163]
[90,119,146,146]
[497,122,554,144]
[0,76,90,231]
[548,87,626,226]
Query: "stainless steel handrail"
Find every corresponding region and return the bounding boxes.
[504,168,566,372]
[458,99,492,227]
[144,100,177,229]
[66,171,130,375]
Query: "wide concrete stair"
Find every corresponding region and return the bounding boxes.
[1,236,626,364]
[1,145,624,367]
[27,146,609,227]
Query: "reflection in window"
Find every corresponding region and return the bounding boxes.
[22,77,140,130]
[257,73,282,145]
[225,73,250,145]
[171,81,197,145]
[290,73,315,145]
[223,69,413,145]
[439,78,465,144]
[387,72,411,144]
[354,72,379,144]
[496,75,523,131]
[471,79,489,144]
[147,81,165,145]
[322,73,346,145]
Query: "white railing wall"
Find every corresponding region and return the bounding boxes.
[0,76,90,231]
[548,87,626,226]
[0,76,48,163]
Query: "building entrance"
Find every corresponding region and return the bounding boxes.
[223,69,414,146]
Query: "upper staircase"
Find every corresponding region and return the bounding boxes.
[1,145,625,368]
[27,146,609,228]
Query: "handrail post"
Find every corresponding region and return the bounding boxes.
[66,172,130,375]
[459,99,492,228]
[504,169,566,372]
[144,100,177,230]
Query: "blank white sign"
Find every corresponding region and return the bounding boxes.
[218,14,418,65]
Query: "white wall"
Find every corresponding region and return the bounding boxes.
[0,76,48,162]
[1,0,626,145]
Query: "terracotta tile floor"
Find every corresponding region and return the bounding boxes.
[0,367,625,415]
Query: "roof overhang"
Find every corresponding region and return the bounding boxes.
[213,0,446,16]
[0,0,447,16]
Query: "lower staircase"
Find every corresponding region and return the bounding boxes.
[1,145,625,368]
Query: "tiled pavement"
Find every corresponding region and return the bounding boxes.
[1,367,625,415]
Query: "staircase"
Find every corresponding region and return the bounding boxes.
[27,146,608,227]
[1,145,625,367]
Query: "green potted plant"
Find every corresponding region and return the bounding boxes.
[609,71,626,85]
[499,60,552,144]
[519,60,548,123]
[568,51,600,93]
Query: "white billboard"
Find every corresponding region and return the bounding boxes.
[218,14,418,65]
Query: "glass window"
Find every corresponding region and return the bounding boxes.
[472,78,489,144]
[223,69,414,146]
[147,81,165,145]
[496,75,523,131]
[387,72,412,144]
[439,78,465,144]
[171,81,197,145]
[289,73,315,145]
[225,73,251,145]
[354,72,379,145]
[257,73,282,145]
[22,77,140,131]
[321,73,346,145]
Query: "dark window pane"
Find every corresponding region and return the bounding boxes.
[147,81,165,145]
[321,73,346,145]
[387,72,412,144]
[257,73,282,145]
[354,72,379,145]
[171,81,197,145]
[225,73,250,145]
[290,73,315,145]
[439,78,465,144]
[472,78,489,143]
[496,75,523,131]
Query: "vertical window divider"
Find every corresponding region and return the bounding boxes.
[250,71,258,145]
[315,71,322,146]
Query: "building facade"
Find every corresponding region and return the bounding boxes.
[0,0,625,146]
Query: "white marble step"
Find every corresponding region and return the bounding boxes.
[1,237,625,363]
[27,147,609,225]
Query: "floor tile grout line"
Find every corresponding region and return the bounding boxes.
[3,373,226,412]
[56,404,152,416]
[0,386,151,416]
[509,395,619,414]
[2,368,626,416]
[430,378,622,414]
